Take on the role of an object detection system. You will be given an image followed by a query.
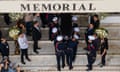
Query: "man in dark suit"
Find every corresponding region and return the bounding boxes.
[90,14,100,29]
[32,21,41,54]
[3,13,11,25]
[100,38,108,67]
[0,38,9,59]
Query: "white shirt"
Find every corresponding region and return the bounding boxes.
[18,34,28,49]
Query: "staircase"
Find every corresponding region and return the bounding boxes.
[0,14,120,72]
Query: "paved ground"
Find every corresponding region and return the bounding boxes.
[5,55,120,72]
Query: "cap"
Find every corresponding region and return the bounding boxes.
[88,35,95,40]
[57,35,63,41]
[52,27,58,33]
[73,34,79,39]
[52,17,58,22]
[72,16,78,21]
[74,27,80,32]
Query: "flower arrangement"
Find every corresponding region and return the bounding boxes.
[9,13,24,21]
[9,26,21,40]
[95,28,108,39]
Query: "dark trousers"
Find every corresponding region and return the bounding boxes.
[72,46,77,62]
[21,49,29,62]
[87,52,96,70]
[25,21,33,35]
[66,50,73,68]
[33,40,38,52]
[101,53,106,65]
[4,14,11,25]
[56,53,65,71]
[49,28,52,40]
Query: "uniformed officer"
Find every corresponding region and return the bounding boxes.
[52,27,59,52]
[100,38,108,67]
[72,16,79,29]
[55,36,65,71]
[72,27,80,62]
[85,24,94,48]
[66,36,78,70]
[49,17,60,40]
[0,38,9,59]
[86,33,100,71]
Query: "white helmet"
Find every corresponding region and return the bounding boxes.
[74,27,80,32]
[72,16,78,21]
[57,35,63,41]
[52,17,58,22]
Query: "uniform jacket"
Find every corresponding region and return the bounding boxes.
[67,40,78,49]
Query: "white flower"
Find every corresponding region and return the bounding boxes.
[9,27,20,39]
[9,13,24,21]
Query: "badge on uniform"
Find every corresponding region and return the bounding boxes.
[6,46,9,48]
[52,27,58,33]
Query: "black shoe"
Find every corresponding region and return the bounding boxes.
[57,68,61,71]
[86,64,89,67]
[34,51,39,54]
[62,65,65,68]
[21,61,26,64]
[86,68,92,71]
[69,66,73,70]
[27,58,31,62]
[100,64,105,67]
[37,48,41,50]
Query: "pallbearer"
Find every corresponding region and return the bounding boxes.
[60,13,72,37]
[86,33,99,71]
[49,17,60,41]
[52,27,59,51]
[100,38,108,67]
[85,24,94,47]
[72,16,79,29]
[72,27,80,62]
[66,36,78,70]
[55,35,65,71]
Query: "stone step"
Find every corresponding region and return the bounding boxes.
[0,14,89,27]
[7,40,120,55]
[1,26,120,41]
[22,66,120,72]
[1,15,120,40]
[6,55,120,71]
